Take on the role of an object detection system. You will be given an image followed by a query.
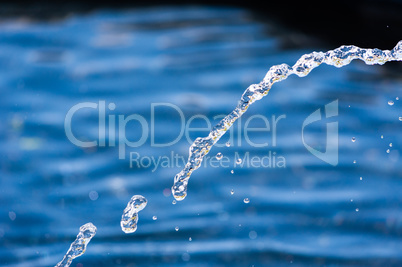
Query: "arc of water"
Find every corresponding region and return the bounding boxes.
[172,41,402,201]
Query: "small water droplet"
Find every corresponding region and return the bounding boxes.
[360,177,363,181]
[388,100,394,106]
[350,199,353,202]
[175,226,179,231]
[355,208,359,212]
[189,237,192,241]
[399,117,402,121]
[172,200,176,205]
[353,160,356,164]
[351,137,356,142]
[216,152,223,160]
[243,198,250,204]
[152,216,157,220]
[236,158,242,164]
[230,189,234,195]
[396,97,399,100]
[389,143,393,147]
[226,142,231,147]
[386,149,390,153]
[381,135,384,139]
[230,170,234,174]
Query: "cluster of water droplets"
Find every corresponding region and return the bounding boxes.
[171,41,402,201]
[120,195,147,233]
[55,223,97,267]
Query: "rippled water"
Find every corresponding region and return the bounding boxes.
[0,6,401,267]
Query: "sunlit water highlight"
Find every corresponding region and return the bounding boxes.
[172,41,402,201]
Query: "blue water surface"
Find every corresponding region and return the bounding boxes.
[0,6,401,267]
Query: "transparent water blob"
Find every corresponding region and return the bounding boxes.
[120,195,147,234]
[55,223,97,267]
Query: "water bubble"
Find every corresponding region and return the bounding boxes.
[230,170,234,174]
[236,158,242,164]
[152,216,157,221]
[175,226,179,231]
[230,189,234,195]
[243,198,250,204]
[389,143,393,147]
[189,237,192,241]
[216,152,223,160]
[226,142,231,147]
[388,100,394,106]
[55,223,97,267]
[120,195,147,234]
[386,149,390,153]
[172,200,176,205]
[355,208,359,212]
[351,137,356,142]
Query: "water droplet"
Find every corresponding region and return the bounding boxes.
[189,237,192,241]
[89,190,99,201]
[226,142,231,147]
[353,160,356,164]
[386,149,390,153]
[381,135,384,139]
[351,137,356,142]
[8,211,16,221]
[152,216,157,220]
[249,230,257,240]
[236,158,242,164]
[175,226,179,231]
[399,117,402,121]
[360,177,363,180]
[216,152,223,160]
[396,97,399,100]
[230,170,234,174]
[172,200,176,205]
[243,198,250,204]
[388,100,394,106]
[389,143,393,147]
[230,189,234,195]
[120,195,147,234]
[55,223,97,267]
[350,199,353,202]
[355,208,359,212]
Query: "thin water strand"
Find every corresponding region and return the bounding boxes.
[55,223,97,267]
[120,195,147,233]
[171,41,402,201]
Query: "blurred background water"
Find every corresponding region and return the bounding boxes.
[0,5,401,267]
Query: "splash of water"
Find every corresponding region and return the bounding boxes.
[121,195,147,233]
[55,222,97,267]
[172,41,402,201]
